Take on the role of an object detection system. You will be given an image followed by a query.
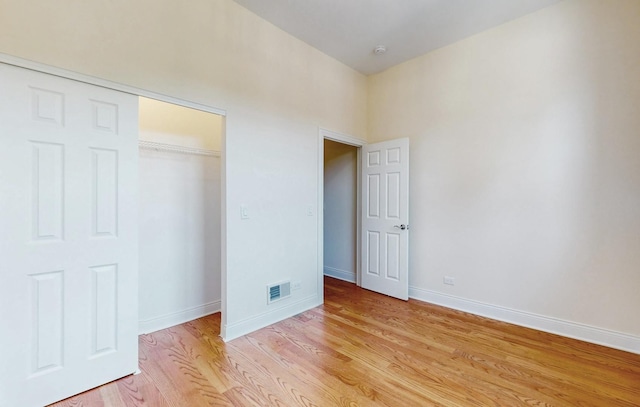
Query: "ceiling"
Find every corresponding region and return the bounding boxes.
[232,0,564,75]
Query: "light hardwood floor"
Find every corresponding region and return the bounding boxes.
[50,277,640,406]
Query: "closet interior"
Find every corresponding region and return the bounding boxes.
[137,97,223,334]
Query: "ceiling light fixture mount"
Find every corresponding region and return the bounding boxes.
[373,45,387,55]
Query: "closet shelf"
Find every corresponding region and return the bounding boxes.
[138,140,220,157]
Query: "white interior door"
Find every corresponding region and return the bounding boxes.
[361,138,409,300]
[0,63,139,407]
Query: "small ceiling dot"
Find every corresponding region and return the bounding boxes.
[374,45,387,55]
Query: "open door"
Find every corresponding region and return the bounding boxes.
[0,63,139,406]
[361,138,409,300]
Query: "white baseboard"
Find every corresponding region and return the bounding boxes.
[138,300,221,335]
[323,266,356,283]
[221,294,321,342]
[409,286,640,355]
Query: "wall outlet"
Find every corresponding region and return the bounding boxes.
[292,280,302,290]
[443,276,455,286]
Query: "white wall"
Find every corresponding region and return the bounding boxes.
[138,98,222,333]
[368,0,640,349]
[0,0,367,340]
[323,140,357,283]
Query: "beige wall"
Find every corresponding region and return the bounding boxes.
[0,0,366,136]
[368,0,640,336]
[139,97,223,151]
[0,0,367,338]
[2,0,638,343]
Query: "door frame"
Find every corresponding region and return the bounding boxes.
[0,52,229,341]
[317,128,366,303]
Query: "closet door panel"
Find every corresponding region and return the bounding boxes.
[0,62,139,407]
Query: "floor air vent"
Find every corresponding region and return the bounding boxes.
[267,281,291,304]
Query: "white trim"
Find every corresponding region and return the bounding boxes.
[0,52,226,116]
[355,147,363,287]
[138,140,221,157]
[318,127,365,292]
[138,300,221,335]
[319,128,367,147]
[409,286,640,355]
[221,294,321,342]
[317,133,325,305]
[220,117,229,343]
[323,267,356,283]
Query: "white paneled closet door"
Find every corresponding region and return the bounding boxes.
[0,63,139,407]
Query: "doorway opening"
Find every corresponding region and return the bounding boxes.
[0,57,228,406]
[138,97,224,334]
[318,129,365,301]
[318,130,411,302]
[323,139,358,284]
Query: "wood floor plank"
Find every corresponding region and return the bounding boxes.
[48,277,640,406]
[292,308,551,406]
[113,375,170,407]
[141,327,231,406]
[323,285,640,405]
[246,324,393,406]
[234,333,351,406]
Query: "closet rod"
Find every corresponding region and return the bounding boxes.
[138,140,220,157]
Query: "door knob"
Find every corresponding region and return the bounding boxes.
[394,224,409,230]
